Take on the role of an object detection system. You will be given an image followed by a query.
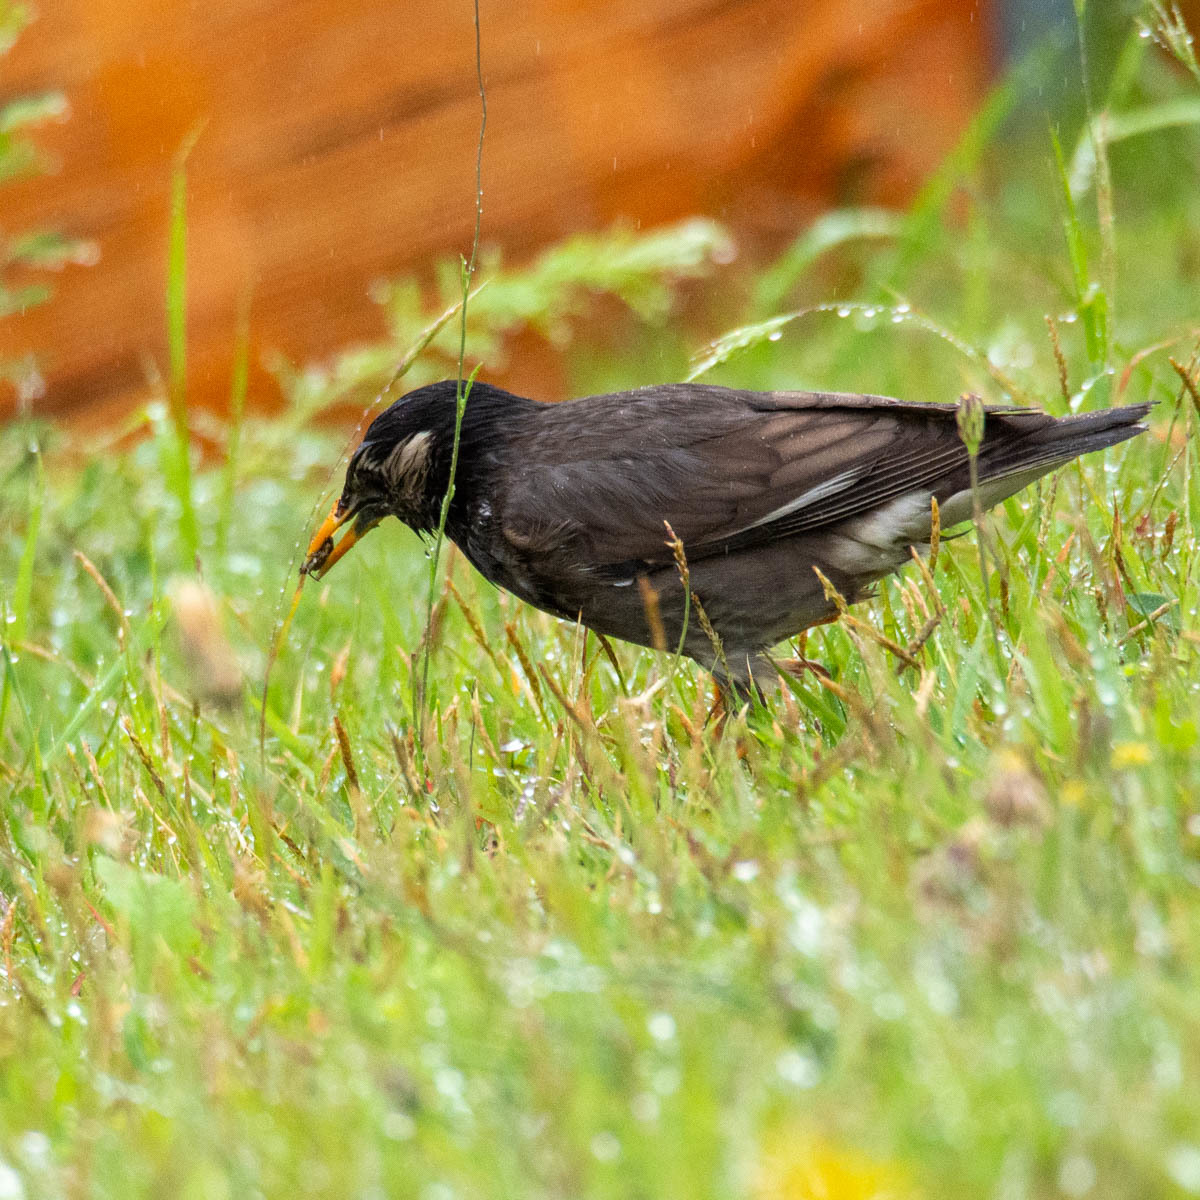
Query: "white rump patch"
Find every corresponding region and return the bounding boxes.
[842,489,933,549]
[824,489,933,574]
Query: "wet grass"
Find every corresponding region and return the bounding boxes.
[3,10,1200,1198]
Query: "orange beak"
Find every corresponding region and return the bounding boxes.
[301,500,375,578]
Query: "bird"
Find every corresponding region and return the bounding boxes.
[301,380,1150,695]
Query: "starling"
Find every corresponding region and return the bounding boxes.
[302,381,1150,693]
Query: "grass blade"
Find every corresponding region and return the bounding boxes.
[165,127,203,567]
[10,448,42,644]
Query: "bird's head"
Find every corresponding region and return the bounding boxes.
[300,381,467,578]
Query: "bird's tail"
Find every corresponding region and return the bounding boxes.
[980,402,1152,484]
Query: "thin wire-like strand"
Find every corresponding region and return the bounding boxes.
[415,0,487,725]
[258,295,470,766]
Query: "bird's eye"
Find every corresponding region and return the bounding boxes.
[355,466,383,492]
[351,439,385,476]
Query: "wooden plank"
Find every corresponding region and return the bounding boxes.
[0,0,989,424]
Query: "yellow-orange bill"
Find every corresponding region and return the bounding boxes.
[300,500,381,579]
[316,523,364,575]
[301,501,354,578]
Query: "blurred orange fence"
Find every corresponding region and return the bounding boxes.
[1,0,994,425]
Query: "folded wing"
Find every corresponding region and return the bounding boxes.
[498,384,1059,571]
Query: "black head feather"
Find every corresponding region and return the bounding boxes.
[338,380,526,534]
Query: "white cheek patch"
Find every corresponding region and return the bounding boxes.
[385,431,432,486]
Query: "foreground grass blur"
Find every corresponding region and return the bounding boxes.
[3,11,1200,1198]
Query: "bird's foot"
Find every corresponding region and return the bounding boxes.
[705,682,728,731]
[776,655,832,682]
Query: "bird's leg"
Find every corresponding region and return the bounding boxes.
[705,682,728,732]
[705,676,750,732]
[776,617,840,682]
[776,655,832,682]
[704,658,768,734]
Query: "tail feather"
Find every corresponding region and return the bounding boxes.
[980,402,1152,484]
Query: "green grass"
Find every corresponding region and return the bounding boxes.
[4,10,1200,1198]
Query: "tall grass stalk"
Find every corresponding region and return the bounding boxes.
[164,130,202,567]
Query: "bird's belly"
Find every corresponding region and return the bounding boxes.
[567,540,847,652]
[472,529,915,671]
[461,533,580,623]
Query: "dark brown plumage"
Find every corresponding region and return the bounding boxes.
[302,380,1150,692]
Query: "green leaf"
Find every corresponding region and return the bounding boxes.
[95,858,200,960]
[1126,592,1180,635]
[0,90,67,133]
[1069,99,1200,198]
[687,314,794,380]
[10,449,42,643]
[753,207,902,317]
[1050,125,1108,364]
[6,229,99,272]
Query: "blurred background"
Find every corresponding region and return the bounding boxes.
[4,10,1200,1193]
[0,0,1183,426]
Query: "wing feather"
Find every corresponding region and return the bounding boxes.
[496,384,1047,569]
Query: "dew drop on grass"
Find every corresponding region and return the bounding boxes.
[590,1132,620,1163]
[0,1162,24,1200]
[647,1012,676,1042]
[1058,1155,1097,1197]
[17,1132,51,1170]
[776,1048,820,1088]
[1166,1145,1200,1192]
[652,1066,681,1096]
